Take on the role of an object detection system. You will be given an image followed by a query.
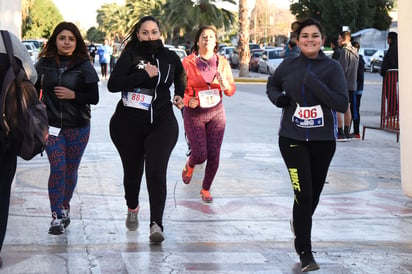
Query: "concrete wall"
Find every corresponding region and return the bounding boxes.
[0,0,22,38]
[399,0,412,197]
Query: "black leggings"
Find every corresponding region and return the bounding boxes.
[279,136,336,254]
[100,63,108,78]
[0,150,17,252]
[110,108,178,229]
[349,91,362,134]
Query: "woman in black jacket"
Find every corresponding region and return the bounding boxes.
[35,22,99,235]
[107,16,186,244]
[266,18,348,272]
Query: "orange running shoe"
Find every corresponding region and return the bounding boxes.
[182,161,194,184]
[200,189,213,203]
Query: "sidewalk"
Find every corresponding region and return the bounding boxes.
[1,70,409,274]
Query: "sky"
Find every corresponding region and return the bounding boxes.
[52,0,292,30]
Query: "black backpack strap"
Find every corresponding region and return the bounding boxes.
[0,31,18,134]
[1,31,19,75]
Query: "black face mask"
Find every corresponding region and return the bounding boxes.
[138,39,163,55]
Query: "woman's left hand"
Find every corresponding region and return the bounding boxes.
[216,71,229,90]
[173,95,184,109]
[54,86,75,100]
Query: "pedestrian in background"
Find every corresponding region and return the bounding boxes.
[337,31,359,141]
[109,39,118,73]
[350,41,365,139]
[266,18,348,272]
[97,38,112,80]
[330,37,342,61]
[88,41,97,64]
[0,30,38,268]
[181,25,236,202]
[107,16,185,244]
[35,22,99,235]
[380,31,398,116]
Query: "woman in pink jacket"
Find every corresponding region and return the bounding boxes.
[181,25,235,202]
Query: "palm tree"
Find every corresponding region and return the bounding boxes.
[238,0,249,77]
[161,0,237,42]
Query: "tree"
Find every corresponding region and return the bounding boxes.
[238,0,249,77]
[161,0,237,43]
[290,0,395,44]
[22,0,63,39]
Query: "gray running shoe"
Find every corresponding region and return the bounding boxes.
[62,208,70,228]
[126,207,139,231]
[49,212,64,235]
[149,222,164,244]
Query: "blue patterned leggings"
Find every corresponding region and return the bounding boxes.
[46,126,90,217]
[183,103,226,190]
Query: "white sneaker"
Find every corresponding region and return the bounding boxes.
[149,222,164,244]
[126,207,139,231]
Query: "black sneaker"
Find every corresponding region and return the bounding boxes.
[49,212,64,235]
[300,251,320,272]
[336,132,349,142]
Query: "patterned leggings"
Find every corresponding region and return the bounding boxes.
[183,103,226,190]
[46,126,90,218]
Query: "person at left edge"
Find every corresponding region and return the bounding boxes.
[107,16,185,244]
[34,22,99,235]
[0,30,38,268]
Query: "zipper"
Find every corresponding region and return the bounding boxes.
[58,67,66,128]
[150,57,161,124]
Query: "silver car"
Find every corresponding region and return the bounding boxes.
[257,48,284,75]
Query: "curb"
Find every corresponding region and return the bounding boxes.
[234,77,268,83]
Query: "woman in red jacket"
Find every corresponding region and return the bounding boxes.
[181,25,235,202]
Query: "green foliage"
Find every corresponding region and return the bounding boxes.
[22,0,63,39]
[290,0,395,44]
[86,27,105,43]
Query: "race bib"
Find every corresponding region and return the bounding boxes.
[122,88,154,111]
[292,103,324,128]
[49,126,60,136]
[198,88,221,108]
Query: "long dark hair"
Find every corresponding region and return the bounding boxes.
[122,16,161,51]
[39,22,89,61]
[192,25,219,53]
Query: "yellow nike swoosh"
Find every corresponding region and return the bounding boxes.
[290,144,299,148]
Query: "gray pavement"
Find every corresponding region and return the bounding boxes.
[1,68,410,274]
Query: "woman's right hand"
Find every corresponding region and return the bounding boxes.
[144,62,159,78]
[188,97,199,108]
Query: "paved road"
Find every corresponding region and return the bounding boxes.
[1,69,409,274]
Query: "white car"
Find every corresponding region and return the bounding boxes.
[257,48,284,74]
[218,46,235,60]
[369,49,387,73]
[358,48,379,69]
[23,41,38,64]
[168,47,187,60]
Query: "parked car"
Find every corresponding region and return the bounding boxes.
[168,47,187,60]
[218,46,235,60]
[229,43,262,68]
[22,41,38,64]
[249,49,264,72]
[359,48,379,70]
[257,48,284,74]
[369,49,387,73]
[22,39,44,50]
